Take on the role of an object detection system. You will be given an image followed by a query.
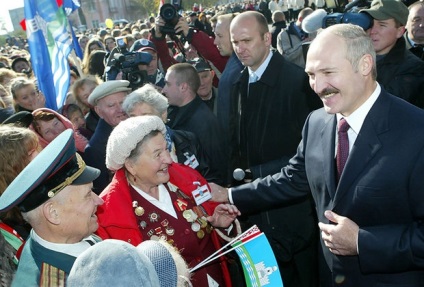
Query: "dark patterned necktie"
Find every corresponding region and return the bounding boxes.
[336,118,350,181]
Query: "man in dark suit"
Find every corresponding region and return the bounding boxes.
[211,23,424,286]
[228,11,321,287]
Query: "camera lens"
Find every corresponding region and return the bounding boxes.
[128,71,144,86]
[160,4,177,21]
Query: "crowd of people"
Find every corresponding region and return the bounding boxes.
[0,0,424,286]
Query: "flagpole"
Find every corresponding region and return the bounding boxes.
[189,225,258,273]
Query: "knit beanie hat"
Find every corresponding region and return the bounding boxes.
[106,115,166,171]
[137,240,180,287]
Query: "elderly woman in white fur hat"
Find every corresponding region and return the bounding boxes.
[96,115,239,287]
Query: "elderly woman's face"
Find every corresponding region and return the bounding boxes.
[37,117,66,142]
[128,102,166,122]
[126,133,173,188]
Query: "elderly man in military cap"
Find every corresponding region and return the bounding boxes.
[360,0,424,108]
[0,129,104,286]
[83,80,131,194]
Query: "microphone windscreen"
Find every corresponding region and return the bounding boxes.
[302,9,327,34]
[233,168,245,181]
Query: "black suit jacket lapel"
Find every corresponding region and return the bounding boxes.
[333,91,389,207]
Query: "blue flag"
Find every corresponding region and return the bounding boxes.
[64,0,83,59]
[232,226,284,286]
[69,20,83,59]
[63,0,81,15]
[24,0,72,110]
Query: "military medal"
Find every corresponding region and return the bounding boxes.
[160,219,169,227]
[191,222,201,232]
[198,217,208,228]
[206,225,213,233]
[149,212,159,222]
[135,206,145,216]
[182,210,192,220]
[197,230,205,239]
[166,227,175,236]
[174,198,188,211]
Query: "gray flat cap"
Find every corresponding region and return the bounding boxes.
[88,80,131,106]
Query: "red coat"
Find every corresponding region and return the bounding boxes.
[96,163,232,287]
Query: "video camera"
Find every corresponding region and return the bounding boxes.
[159,0,183,35]
[322,0,373,30]
[105,37,152,90]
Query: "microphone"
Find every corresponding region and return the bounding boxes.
[302,9,327,34]
[233,168,253,181]
[233,168,245,181]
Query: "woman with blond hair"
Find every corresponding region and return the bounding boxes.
[71,75,103,133]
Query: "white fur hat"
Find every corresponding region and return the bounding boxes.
[106,115,166,171]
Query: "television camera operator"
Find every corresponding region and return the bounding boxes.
[104,37,153,90]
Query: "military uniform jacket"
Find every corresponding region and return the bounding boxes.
[12,235,75,287]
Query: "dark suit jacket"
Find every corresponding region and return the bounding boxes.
[232,89,424,286]
[229,51,321,287]
[229,51,322,176]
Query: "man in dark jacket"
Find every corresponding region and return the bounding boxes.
[229,11,322,287]
[361,0,424,108]
[163,63,228,185]
[84,80,131,194]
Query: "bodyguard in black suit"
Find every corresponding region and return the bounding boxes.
[228,11,321,287]
[212,23,424,286]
